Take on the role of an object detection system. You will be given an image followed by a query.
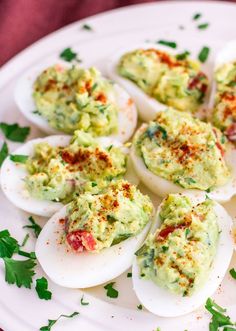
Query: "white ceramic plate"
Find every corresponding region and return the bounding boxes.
[0,2,236,330]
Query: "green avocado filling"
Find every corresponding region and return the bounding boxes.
[134,108,231,190]
[25,131,126,203]
[64,180,153,252]
[212,61,236,141]
[118,48,208,113]
[136,194,219,296]
[33,65,118,135]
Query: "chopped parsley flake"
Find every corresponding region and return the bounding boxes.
[127,272,132,278]
[23,216,42,238]
[176,50,190,60]
[81,23,93,31]
[157,40,177,49]
[137,304,143,310]
[162,245,169,252]
[198,23,209,30]
[193,13,202,20]
[59,47,81,63]
[104,282,119,298]
[185,177,196,185]
[0,141,8,166]
[80,295,89,305]
[10,154,28,163]
[4,257,36,288]
[198,46,210,63]
[229,268,236,280]
[39,312,79,331]
[185,228,191,238]
[0,122,30,142]
[36,277,52,300]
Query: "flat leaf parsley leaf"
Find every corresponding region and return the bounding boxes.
[60,47,81,63]
[23,216,42,238]
[104,282,119,298]
[39,312,79,331]
[0,230,19,258]
[0,141,8,166]
[3,257,36,288]
[36,277,52,300]
[0,122,30,142]
[10,154,28,163]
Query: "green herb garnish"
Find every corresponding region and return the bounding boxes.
[23,216,42,238]
[185,228,190,238]
[91,182,97,187]
[176,50,190,60]
[104,282,119,298]
[157,40,177,49]
[193,13,202,20]
[60,47,81,63]
[0,141,8,166]
[0,123,30,142]
[4,257,36,288]
[36,277,52,300]
[127,272,132,278]
[0,230,19,258]
[185,177,196,185]
[162,245,169,252]
[198,23,209,30]
[81,23,93,31]
[205,298,234,330]
[21,233,30,247]
[229,268,236,280]
[137,304,143,310]
[80,295,89,306]
[10,154,28,163]
[39,312,79,331]
[111,233,132,245]
[198,46,210,63]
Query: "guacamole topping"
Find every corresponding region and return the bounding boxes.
[212,61,236,142]
[25,131,126,203]
[33,65,118,135]
[63,180,153,252]
[134,108,231,190]
[136,194,219,296]
[118,48,208,113]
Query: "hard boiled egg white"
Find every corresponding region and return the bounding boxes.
[106,43,177,122]
[14,62,137,143]
[132,192,234,317]
[209,39,236,111]
[35,204,151,288]
[131,123,236,203]
[0,135,139,217]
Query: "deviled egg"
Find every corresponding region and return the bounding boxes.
[107,44,209,121]
[209,40,236,142]
[1,130,139,217]
[131,108,236,202]
[15,64,137,142]
[132,193,233,317]
[35,179,154,288]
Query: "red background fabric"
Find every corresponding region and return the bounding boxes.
[0,0,158,66]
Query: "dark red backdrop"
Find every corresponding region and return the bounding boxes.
[0,0,158,66]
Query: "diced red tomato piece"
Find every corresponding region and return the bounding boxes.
[66,230,96,252]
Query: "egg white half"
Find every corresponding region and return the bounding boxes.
[132,193,234,317]
[0,135,139,217]
[14,62,137,143]
[131,123,236,203]
[35,204,151,288]
[209,39,236,110]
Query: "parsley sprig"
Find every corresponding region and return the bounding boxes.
[60,47,81,63]
[39,312,79,331]
[23,216,42,238]
[205,298,236,331]
[0,141,8,166]
[4,258,36,288]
